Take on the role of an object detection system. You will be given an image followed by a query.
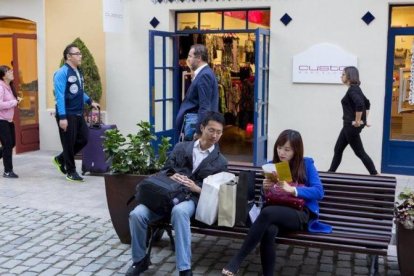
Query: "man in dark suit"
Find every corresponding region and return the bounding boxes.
[176,44,219,139]
[126,112,227,276]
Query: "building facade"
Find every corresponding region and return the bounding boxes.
[1,0,414,175]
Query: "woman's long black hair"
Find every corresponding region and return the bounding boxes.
[0,65,18,99]
[272,129,307,184]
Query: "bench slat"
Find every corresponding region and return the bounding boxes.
[322,196,395,208]
[322,219,392,232]
[320,201,393,214]
[320,213,393,227]
[325,190,396,201]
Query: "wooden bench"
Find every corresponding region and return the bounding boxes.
[148,164,397,275]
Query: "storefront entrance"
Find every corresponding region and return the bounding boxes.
[149,9,270,165]
[382,5,414,175]
[0,19,39,153]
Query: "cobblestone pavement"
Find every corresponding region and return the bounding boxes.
[0,203,401,276]
[0,151,408,275]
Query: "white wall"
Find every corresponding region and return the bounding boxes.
[106,0,411,174]
[0,0,55,150]
[267,0,389,174]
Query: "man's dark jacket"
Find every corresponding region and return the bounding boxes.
[161,141,227,205]
[176,65,219,132]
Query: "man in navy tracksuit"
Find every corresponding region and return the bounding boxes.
[53,44,99,182]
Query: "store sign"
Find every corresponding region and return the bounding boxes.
[292,43,357,84]
[103,0,124,33]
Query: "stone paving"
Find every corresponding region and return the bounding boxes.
[0,203,402,276]
[0,150,408,275]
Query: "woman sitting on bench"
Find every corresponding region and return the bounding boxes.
[222,129,331,276]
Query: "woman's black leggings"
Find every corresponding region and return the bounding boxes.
[0,120,16,173]
[225,205,305,276]
[329,125,378,175]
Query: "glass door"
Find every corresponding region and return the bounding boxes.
[253,28,270,166]
[382,29,414,174]
[0,33,39,153]
[149,30,179,148]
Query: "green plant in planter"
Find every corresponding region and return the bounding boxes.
[394,188,414,230]
[103,121,171,175]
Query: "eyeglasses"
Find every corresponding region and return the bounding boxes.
[206,128,223,136]
[69,52,82,56]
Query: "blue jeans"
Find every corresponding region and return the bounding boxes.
[129,200,196,272]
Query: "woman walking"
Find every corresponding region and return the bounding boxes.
[328,66,378,175]
[0,65,19,178]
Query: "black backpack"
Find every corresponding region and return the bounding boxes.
[134,174,191,216]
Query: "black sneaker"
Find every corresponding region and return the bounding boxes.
[179,269,193,276]
[125,255,150,276]
[3,171,19,178]
[52,156,66,175]
[66,171,84,182]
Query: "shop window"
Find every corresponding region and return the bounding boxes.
[390,35,414,140]
[391,6,414,27]
[248,10,270,30]
[177,13,199,31]
[0,18,36,34]
[224,10,247,30]
[177,9,270,32]
[200,12,222,30]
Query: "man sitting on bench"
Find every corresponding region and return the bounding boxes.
[126,111,228,276]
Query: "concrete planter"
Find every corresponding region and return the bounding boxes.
[396,222,414,276]
[104,174,146,244]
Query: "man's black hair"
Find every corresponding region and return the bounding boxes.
[63,43,78,61]
[200,111,225,127]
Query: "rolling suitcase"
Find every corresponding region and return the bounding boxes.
[82,108,116,175]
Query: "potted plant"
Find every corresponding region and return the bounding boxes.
[103,121,171,244]
[394,187,414,275]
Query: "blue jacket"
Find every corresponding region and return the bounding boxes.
[298,157,332,233]
[176,65,218,131]
[54,63,92,119]
[263,157,332,234]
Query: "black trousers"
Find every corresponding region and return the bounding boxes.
[0,120,16,173]
[329,125,378,175]
[225,205,308,276]
[56,115,89,174]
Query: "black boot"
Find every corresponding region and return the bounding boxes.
[179,269,193,276]
[125,255,150,276]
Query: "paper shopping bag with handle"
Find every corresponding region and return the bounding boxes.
[195,172,236,225]
[218,179,238,227]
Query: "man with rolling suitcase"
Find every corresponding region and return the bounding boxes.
[52,43,100,182]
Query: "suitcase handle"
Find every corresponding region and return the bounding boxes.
[89,106,101,129]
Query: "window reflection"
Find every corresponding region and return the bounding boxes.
[177,13,198,31]
[391,6,414,27]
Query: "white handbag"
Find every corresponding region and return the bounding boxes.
[195,171,236,225]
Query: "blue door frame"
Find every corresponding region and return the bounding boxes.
[382,27,414,175]
[254,28,270,166]
[149,29,270,164]
[149,31,179,147]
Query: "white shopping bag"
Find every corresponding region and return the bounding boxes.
[249,204,262,224]
[218,180,237,227]
[195,171,236,225]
